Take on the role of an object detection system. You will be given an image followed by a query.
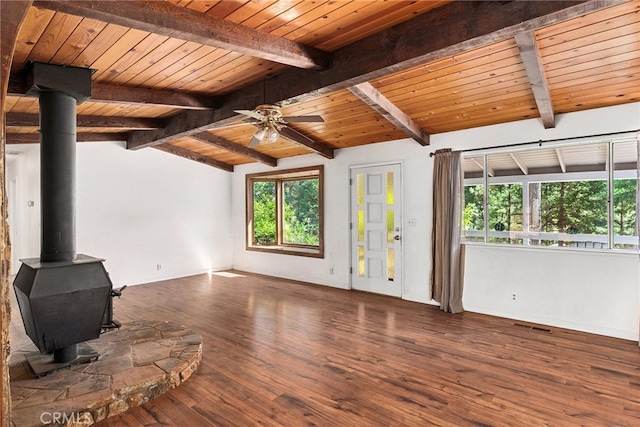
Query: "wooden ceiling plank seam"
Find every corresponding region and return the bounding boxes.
[294,1,382,47]
[535,1,640,45]
[26,11,83,65]
[5,112,163,130]
[254,0,313,35]
[269,1,354,40]
[553,81,640,101]
[148,46,229,90]
[543,38,640,72]
[183,1,223,14]
[538,19,640,57]
[119,40,205,88]
[10,6,55,72]
[224,0,280,26]
[127,0,624,150]
[167,51,243,91]
[515,31,556,128]
[399,88,536,118]
[546,62,640,89]
[89,28,155,80]
[372,39,519,88]
[384,78,533,116]
[381,64,529,105]
[155,144,234,172]
[544,48,640,79]
[179,54,268,94]
[314,1,449,51]
[348,82,430,146]
[32,0,330,70]
[416,95,539,124]
[68,22,130,68]
[98,34,181,85]
[206,1,253,20]
[49,17,108,65]
[190,132,278,167]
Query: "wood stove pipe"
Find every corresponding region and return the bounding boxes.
[39,90,77,263]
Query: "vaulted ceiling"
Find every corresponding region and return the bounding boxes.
[3,0,639,172]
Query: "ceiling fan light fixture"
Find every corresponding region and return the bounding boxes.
[266,126,279,143]
[253,126,268,142]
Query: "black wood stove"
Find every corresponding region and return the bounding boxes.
[13,62,114,376]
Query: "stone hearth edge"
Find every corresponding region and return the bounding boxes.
[10,320,203,427]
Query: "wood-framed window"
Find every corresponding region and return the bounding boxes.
[246,165,324,257]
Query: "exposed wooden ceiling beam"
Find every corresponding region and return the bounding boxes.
[190,132,278,167]
[8,76,217,110]
[6,112,163,130]
[154,144,234,172]
[33,0,330,70]
[6,132,127,144]
[515,31,555,129]
[349,82,429,146]
[127,0,616,151]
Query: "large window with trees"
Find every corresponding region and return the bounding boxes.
[246,166,323,257]
[463,137,639,251]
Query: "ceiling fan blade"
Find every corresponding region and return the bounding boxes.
[282,115,324,123]
[278,126,316,145]
[235,109,266,121]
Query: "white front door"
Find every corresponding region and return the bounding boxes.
[350,163,402,297]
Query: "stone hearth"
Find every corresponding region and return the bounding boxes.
[10,320,202,427]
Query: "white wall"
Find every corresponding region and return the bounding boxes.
[232,102,640,341]
[7,103,639,341]
[7,141,233,287]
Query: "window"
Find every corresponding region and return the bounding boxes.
[246,166,323,257]
[463,137,639,251]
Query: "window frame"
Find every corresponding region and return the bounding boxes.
[462,137,639,252]
[246,165,324,258]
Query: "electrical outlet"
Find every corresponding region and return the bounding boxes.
[329,267,334,275]
[512,293,517,301]
[157,264,162,271]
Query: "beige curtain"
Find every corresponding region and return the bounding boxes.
[429,148,465,313]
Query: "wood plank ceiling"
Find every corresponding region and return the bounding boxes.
[4,0,639,172]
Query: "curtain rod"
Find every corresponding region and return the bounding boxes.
[428,129,640,157]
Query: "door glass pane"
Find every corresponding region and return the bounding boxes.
[387,210,394,243]
[386,172,394,205]
[357,174,364,206]
[358,245,365,277]
[387,248,394,281]
[358,210,365,242]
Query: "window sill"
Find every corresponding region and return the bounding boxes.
[247,245,324,258]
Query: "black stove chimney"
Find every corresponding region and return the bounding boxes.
[13,63,113,374]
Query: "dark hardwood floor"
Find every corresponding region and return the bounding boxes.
[89,271,640,426]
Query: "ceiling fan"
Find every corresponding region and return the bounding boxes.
[234,104,324,148]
